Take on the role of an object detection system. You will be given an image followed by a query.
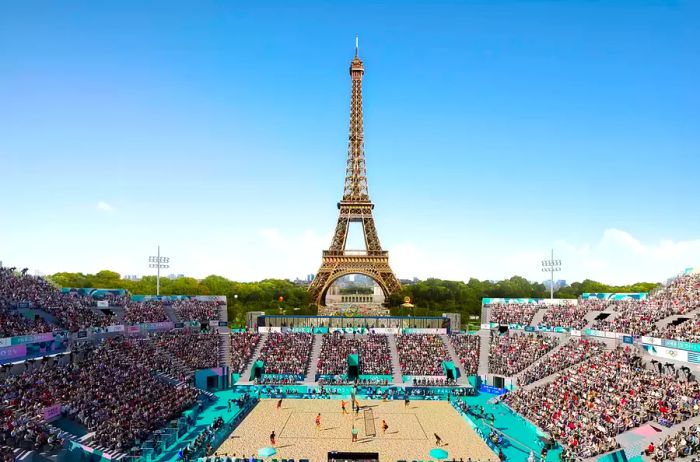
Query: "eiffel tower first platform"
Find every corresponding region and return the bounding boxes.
[308,41,401,307]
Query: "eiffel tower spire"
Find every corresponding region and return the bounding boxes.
[343,40,369,203]
[308,40,401,308]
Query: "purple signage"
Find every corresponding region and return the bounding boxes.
[0,344,28,361]
[43,404,62,422]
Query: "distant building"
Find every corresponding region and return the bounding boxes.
[167,274,185,280]
[544,279,567,290]
[124,274,141,281]
[306,273,315,282]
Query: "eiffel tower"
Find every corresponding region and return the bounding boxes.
[308,40,401,307]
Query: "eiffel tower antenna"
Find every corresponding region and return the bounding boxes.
[308,41,401,308]
[355,34,359,57]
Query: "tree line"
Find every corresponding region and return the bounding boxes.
[386,276,659,319]
[49,270,659,326]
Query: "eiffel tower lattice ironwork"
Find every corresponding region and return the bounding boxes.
[308,41,401,306]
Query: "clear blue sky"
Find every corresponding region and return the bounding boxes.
[1,1,698,284]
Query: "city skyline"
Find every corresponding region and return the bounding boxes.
[1,1,699,285]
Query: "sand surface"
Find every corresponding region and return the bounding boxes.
[217,399,498,462]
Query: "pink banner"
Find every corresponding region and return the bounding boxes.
[43,404,62,422]
[0,344,27,361]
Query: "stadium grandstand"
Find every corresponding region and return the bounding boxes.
[1,266,700,462]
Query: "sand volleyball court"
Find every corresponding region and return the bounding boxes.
[217,399,498,462]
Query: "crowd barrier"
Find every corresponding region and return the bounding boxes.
[641,336,700,365]
[482,298,579,306]
[0,320,214,365]
[0,331,69,364]
[129,295,227,303]
[317,374,393,384]
[257,326,447,335]
[232,383,474,400]
[580,292,648,301]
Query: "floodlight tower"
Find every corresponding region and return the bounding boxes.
[148,245,170,296]
[541,249,562,300]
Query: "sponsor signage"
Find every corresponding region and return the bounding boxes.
[402,328,447,334]
[645,344,689,362]
[8,332,54,346]
[371,328,400,335]
[662,339,700,353]
[142,322,174,331]
[43,404,62,422]
[479,384,507,395]
[0,344,27,361]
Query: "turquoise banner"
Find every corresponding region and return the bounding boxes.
[581,292,647,300]
[483,298,543,304]
[61,288,127,298]
[662,339,700,353]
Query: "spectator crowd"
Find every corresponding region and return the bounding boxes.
[0,335,208,454]
[661,314,700,343]
[0,268,107,333]
[517,338,606,386]
[152,332,221,372]
[228,333,261,374]
[648,424,700,461]
[396,334,449,376]
[449,334,480,375]
[592,273,700,336]
[488,303,540,326]
[489,332,558,376]
[0,309,54,337]
[173,300,220,323]
[505,347,700,458]
[257,333,313,377]
[539,302,594,330]
[316,333,392,378]
[123,300,169,324]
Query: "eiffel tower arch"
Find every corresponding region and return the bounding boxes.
[309,40,401,307]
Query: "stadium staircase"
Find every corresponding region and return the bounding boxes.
[30,308,59,325]
[164,305,179,322]
[387,334,403,384]
[511,335,570,383]
[476,330,490,376]
[11,448,33,461]
[529,307,549,327]
[239,333,267,384]
[583,309,619,329]
[218,332,232,367]
[440,334,470,385]
[77,432,126,461]
[153,370,189,389]
[304,334,323,383]
[218,304,227,323]
[654,310,698,332]
[111,307,126,324]
[630,415,700,462]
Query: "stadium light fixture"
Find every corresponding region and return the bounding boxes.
[148,245,170,296]
[541,249,562,300]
